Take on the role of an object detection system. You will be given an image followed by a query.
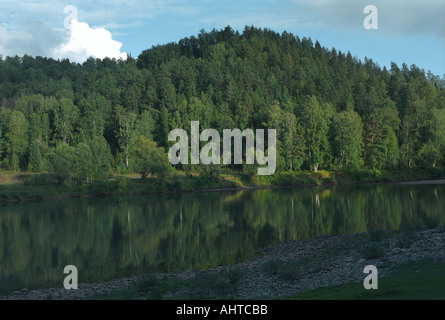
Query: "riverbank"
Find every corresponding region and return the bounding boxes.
[1,225,444,300]
[1,167,444,203]
[398,179,445,185]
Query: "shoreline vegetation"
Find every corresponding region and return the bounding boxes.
[0,167,445,203]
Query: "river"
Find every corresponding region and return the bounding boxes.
[0,182,444,295]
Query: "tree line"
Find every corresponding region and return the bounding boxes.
[0,26,444,185]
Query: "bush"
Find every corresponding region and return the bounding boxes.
[276,263,301,281]
[133,275,165,300]
[423,217,440,229]
[262,259,301,281]
[359,242,385,259]
[396,231,418,249]
[23,173,55,186]
[190,272,232,295]
[262,259,282,275]
[87,180,118,195]
[130,135,173,180]
[226,268,247,285]
[166,174,185,191]
[368,229,385,242]
[136,274,157,293]
[188,268,247,297]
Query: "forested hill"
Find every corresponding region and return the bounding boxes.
[0,26,444,181]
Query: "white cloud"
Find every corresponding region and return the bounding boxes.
[0,21,63,57]
[0,1,128,63]
[53,19,127,62]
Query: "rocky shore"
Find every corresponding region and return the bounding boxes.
[1,226,444,300]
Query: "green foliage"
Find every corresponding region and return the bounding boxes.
[359,242,385,259]
[166,173,186,191]
[262,259,301,281]
[78,93,110,139]
[430,108,445,166]
[115,106,137,168]
[0,26,444,177]
[53,98,79,145]
[299,96,333,172]
[72,143,94,185]
[159,105,169,148]
[23,173,55,186]
[287,259,445,300]
[331,110,364,169]
[225,267,247,285]
[189,272,232,295]
[135,275,164,300]
[28,140,43,172]
[88,135,112,181]
[44,143,74,186]
[277,264,301,281]
[129,135,173,179]
[135,110,156,139]
[367,229,385,242]
[198,163,221,181]
[395,231,419,249]
[5,110,29,170]
[0,127,4,161]
[267,101,305,171]
[189,268,246,297]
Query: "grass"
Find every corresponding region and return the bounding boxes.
[1,167,444,202]
[92,275,186,300]
[0,183,72,201]
[0,172,238,202]
[395,230,419,249]
[260,253,335,281]
[92,268,248,300]
[285,258,445,300]
[189,273,233,298]
[179,268,247,299]
[0,171,33,184]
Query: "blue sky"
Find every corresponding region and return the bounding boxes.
[0,0,444,76]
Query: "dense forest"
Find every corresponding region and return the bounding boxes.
[0,26,444,185]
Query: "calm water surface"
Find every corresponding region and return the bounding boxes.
[0,183,444,294]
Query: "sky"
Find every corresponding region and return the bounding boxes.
[0,0,444,76]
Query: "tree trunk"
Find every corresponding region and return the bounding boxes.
[126,145,129,168]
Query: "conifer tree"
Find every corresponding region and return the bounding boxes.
[28,140,43,172]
